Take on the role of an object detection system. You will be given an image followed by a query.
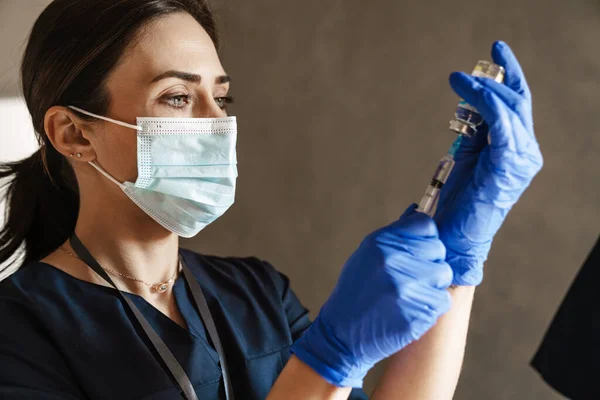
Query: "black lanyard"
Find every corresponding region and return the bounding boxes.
[69,234,234,400]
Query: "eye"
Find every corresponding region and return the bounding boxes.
[162,94,191,109]
[215,96,235,110]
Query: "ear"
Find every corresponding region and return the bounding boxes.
[44,106,97,162]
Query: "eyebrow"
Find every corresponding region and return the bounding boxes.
[150,70,231,85]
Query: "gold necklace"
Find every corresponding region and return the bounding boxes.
[61,246,180,294]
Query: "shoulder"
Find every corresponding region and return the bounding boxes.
[180,249,312,346]
[0,266,85,395]
[0,264,57,356]
[0,263,50,328]
[0,261,64,304]
[0,261,85,340]
[0,264,40,304]
[179,249,290,298]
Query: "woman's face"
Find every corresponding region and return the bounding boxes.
[84,12,231,183]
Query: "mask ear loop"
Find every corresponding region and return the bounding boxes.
[68,106,142,131]
[88,161,127,189]
[67,106,138,189]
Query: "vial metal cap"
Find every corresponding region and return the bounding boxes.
[449,120,476,136]
[472,60,505,82]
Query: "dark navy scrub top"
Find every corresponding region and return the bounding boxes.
[0,249,368,400]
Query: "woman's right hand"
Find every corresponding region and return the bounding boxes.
[291,204,453,388]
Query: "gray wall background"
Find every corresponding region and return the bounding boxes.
[2,0,600,398]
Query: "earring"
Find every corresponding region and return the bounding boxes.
[76,153,82,158]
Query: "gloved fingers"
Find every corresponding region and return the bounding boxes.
[386,255,453,289]
[449,72,502,125]
[474,84,542,172]
[375,236,446,261]
[398,203,419,219]
[385,204,439,239]
[477,93,543,176]
[475,144,543,201]
[449,73,530,153]
[490,41,532,103]
[369,204,438,252]
[472,77,532,129]
[398,282,453,319]
[377,236,446,263]
[424,260,454,290]
[451,42,532,159]
[428,287,452,316]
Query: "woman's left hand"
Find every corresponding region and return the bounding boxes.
[434,41,543,286]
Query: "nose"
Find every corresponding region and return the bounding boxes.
[193,92,226,118]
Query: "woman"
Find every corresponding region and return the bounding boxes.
[0,0,542,399]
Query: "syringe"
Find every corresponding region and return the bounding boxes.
[416,61,505,216]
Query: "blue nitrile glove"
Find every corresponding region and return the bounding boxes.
[291,204,453,388]
[434,41,543,286]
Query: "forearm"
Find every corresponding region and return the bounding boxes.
[267,355,352,400]
[371,285,475,400]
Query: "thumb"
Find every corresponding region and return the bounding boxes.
[399,203,419,219]
[390,204,439,238]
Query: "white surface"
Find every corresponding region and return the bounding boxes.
[0,97,38,161]
[0,97,39,278]
[0,0,51,278]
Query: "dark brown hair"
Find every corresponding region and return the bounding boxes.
[0,0,219,270]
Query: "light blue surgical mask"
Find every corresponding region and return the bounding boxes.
[69,106,238,238]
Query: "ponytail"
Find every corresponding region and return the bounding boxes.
[0,146,78,271]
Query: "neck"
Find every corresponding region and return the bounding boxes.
[72,170,180,297]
